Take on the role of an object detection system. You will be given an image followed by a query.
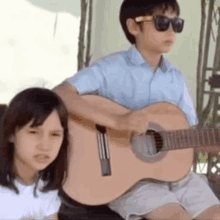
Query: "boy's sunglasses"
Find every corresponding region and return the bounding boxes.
[135,15,184,33]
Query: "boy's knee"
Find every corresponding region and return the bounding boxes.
[194,205,220,220]
[144,203,192,220]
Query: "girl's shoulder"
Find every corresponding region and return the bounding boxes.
[0,179,59,203]
[0,179,61,219]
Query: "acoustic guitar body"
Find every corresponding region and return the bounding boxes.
[63,95,193,205]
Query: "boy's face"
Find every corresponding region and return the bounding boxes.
[133,8,178,55]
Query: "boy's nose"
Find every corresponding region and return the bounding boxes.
[167,22,174,32]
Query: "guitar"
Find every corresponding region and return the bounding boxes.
[63,95,220,206]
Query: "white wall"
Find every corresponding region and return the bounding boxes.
[91,0,201,106]
[0,0,80,104]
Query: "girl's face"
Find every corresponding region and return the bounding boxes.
[11,110,64,176]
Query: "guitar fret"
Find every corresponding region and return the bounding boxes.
[165,131,170,150]
[174,131,178,149]
[161,127,220,153]
[178,131,182,149]
[161,132,166,150]
[162,127,220,152]
[165,132,171,150]
[182,130,186,148]
[168,132,172,149]
[169,132,172,149]
[187,130,190,147]
[173,131,176,149]
[169,132,173,149]
[187,131,191,147]
[172,131,176,149]
[177,131,181,148]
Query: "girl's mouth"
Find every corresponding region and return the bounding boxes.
[34,154,50,163]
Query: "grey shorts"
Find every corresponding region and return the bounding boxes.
[108,171,220,220]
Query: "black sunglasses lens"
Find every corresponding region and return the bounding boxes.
[172,18,184,33]
[154,16,170,31]
[154,16,184,33]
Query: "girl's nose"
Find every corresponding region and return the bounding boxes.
[37,136,50,151]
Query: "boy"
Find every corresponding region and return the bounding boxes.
[54,0,220,219]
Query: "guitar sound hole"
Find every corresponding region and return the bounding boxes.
[146,130,163,153]
[130,129,164,162]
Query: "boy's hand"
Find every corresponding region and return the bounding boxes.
[115,111,149,135]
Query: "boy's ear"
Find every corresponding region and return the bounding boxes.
[126,18,141,36]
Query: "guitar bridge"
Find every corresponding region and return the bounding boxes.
[96,125,111,176]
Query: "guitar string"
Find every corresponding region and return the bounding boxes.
[147,128,220,150]
[158,128,219,142]
[151,132,216,142]
[153,136,218,150]
[154,133,217,147]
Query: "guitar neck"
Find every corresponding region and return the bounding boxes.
[159,127,220,151]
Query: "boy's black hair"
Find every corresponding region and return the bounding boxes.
[0,87,69,197]
[120,0,180,44]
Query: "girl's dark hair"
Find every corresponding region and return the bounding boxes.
[0,87,69,196]
[120,0,180,44]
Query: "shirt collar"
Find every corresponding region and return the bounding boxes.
[127,45,171,73]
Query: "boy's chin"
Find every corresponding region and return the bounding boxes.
[150,45,173,54]
[161,47,173,54]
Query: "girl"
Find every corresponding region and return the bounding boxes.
[0,87,69,220]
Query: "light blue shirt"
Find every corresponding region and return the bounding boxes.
[66,45,198,126]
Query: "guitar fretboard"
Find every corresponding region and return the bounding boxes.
[159,128,220,151]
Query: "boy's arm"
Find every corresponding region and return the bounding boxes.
[177,74,198,128]
[53,82,118,129]
[53,82,148,134]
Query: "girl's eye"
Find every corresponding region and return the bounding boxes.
[29,130,37,134]
[51,133,61,137]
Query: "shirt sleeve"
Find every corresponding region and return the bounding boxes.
[177,74,198,127]
[66,64,104,95]
[45,193,61,217]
